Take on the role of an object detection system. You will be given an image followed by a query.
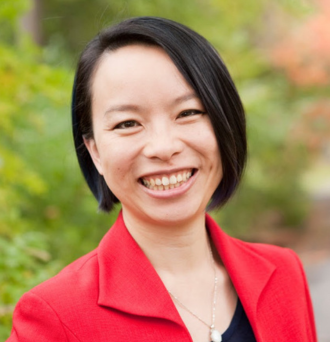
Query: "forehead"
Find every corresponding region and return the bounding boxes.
[92,44,179,83]
[90,44,196,107]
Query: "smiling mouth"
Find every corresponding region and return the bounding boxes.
[140,169,195,191]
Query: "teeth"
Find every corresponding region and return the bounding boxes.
[162,176,169,186]
[141,169,194,191]
[170,175,177,184]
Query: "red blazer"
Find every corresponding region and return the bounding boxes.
[7,212,317,341]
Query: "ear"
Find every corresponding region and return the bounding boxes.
[83,137,104,175]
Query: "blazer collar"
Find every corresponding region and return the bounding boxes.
[97,212,180,322]
[206,214,276,339]
[97,212,276,329]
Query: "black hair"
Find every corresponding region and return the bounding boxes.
[72,16,247,212]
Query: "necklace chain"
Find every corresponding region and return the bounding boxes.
[168,243,219,333]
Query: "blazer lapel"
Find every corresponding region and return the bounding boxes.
[206,214,276,341]
[97,212,182,324]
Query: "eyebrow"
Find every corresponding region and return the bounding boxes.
[172,92,199,104]
[104,104,139,116]
[104,92,199,116]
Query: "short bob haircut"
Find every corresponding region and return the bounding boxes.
[72,16,247,212]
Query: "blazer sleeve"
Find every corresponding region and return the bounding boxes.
[289,249,318,341]
[6,291,70,342]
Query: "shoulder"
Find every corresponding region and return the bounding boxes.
[232,237,304,273]
[9,250,100,341]
[17,248,101,320]
[33,248,99,299]
[216,227,308,287]
[207,213,300,271]
[237,238,298,262]
[207,213,304,278]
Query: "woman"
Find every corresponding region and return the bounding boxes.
[8,17,316,342]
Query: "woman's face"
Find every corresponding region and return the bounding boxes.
[85,44,222,227]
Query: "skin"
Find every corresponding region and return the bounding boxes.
[84,44,237,342]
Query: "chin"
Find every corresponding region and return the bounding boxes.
[144,202,206,227]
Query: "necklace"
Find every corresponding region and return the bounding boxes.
[168,245,222,342]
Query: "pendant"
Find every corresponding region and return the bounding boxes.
[210,328,222,342]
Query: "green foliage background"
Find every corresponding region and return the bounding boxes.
[0,0,317,338]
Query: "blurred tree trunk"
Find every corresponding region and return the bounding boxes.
[19,0,43,45]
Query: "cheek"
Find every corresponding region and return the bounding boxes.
[100,149,126,175]
[97,139,138,185]
[201,129,222,180]
[196,125,220,159]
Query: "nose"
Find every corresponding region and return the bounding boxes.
[143,125,183,161]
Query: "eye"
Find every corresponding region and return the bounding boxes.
[177,109,206,119]
[114,120,139,129]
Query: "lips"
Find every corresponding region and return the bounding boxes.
[140,169,194,191]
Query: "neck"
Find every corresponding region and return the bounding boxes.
[122,209,212,277]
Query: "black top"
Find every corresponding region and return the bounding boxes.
[221,298,256,342]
